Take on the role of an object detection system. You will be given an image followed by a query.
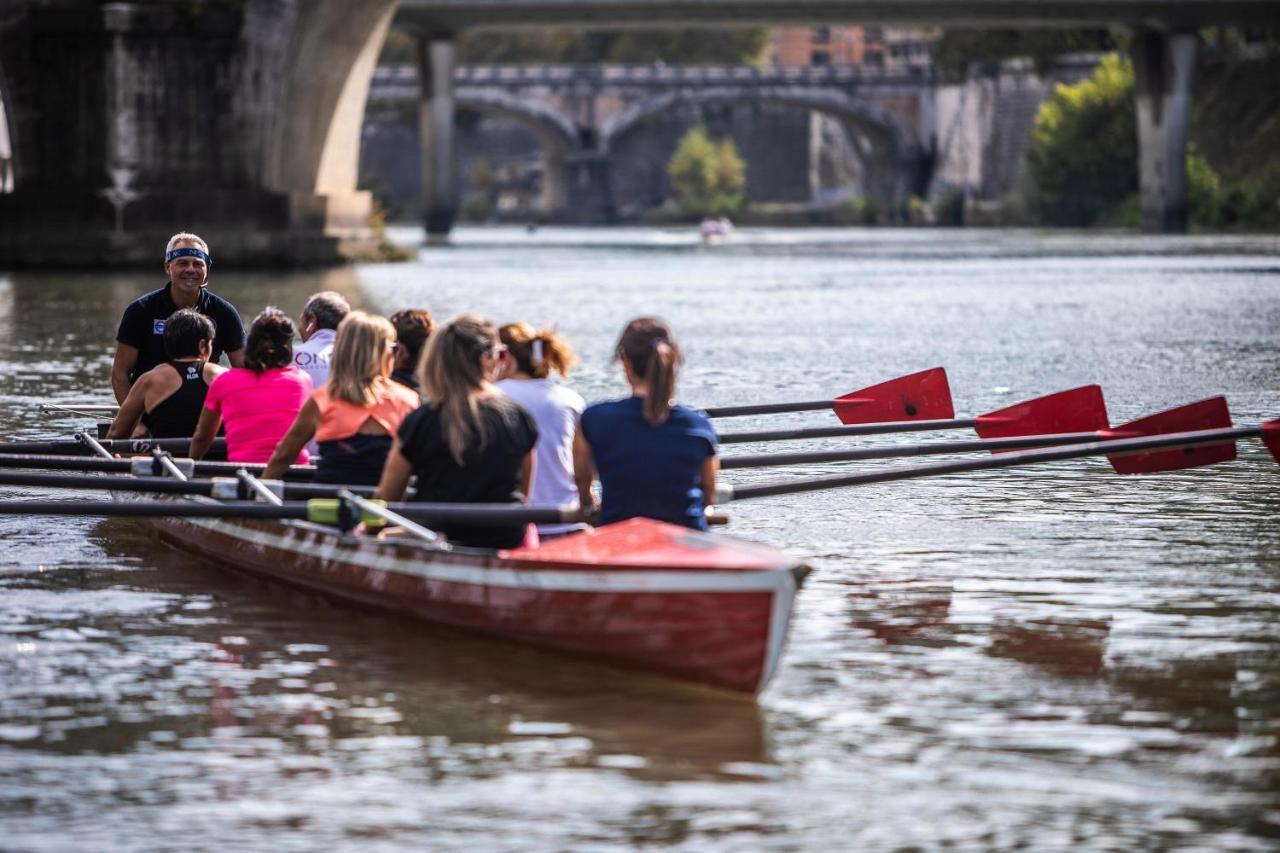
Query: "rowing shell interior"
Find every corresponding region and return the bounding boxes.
[1,227,1278,849]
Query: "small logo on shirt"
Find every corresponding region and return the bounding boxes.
[186,365,199,379]
[153,320,166,335]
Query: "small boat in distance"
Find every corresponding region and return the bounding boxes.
[699,217,734,244]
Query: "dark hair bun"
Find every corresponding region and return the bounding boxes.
[245,307,296,373]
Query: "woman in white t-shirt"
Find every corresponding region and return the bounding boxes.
[496,323,586,538]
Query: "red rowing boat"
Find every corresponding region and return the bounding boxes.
[125,493,809,695]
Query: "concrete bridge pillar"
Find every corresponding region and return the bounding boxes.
[415,35,457,243]
[564,151,617,224]
[0,0,395,267]
[541,147,569,218]
[1132,30,1198,234]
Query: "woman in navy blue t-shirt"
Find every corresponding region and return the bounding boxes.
[574,317,718,530]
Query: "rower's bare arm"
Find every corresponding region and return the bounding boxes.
[572,427,597,513]
[107,377,149,440]
[226,347,245,369]
[188,408,222,460]
[373,436,413,502]
[701,455,720,508]
[263,399,320,479]
[110,343,139,405]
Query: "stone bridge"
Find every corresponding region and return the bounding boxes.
[2,0,1278,265]
[368,63,936,223]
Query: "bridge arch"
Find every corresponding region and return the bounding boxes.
[601,87,917,206]
[455,90,578,215]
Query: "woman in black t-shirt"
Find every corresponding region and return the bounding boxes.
[374,314,538,549]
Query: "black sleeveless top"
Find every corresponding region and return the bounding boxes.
[142,360,209,439]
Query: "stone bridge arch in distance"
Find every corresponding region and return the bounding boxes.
[454,90,580,215]
[600,86,923,211]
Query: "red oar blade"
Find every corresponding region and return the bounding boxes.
[1103,397,1235,474]
[1264,419,1280,464]
[833,367,954,425]
[975,385,1110,441]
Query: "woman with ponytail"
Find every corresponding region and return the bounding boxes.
[374,314,539,549]
[496,322,586,538]
[190,308,312,463]
[263,311,420,485]
[574,317,718,530]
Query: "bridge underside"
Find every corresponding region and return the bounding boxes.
[398,0,1280,31]
[0,0,395,267]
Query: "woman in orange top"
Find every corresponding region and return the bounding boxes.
[263,311,419,485]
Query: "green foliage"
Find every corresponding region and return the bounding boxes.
[932,28,1117,82]
[456,28,767,64]
[1028,53,1277,229]
[378,30,413,64]
[1191,50,1280,227]
[934,188,966,226]
[832,196,883,226]
[460,194,494,222]
[1186,145,1226,225]
[470,157,496,189]
[666,127,747,218]
[906,195,933,225]
[1027,54,1138,226]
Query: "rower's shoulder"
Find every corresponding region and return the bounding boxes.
[122,283,169,311]
[203,361,227,383]
[197,288,242,316]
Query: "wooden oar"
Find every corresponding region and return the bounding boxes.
[0,497,581,527]
[0,453,318,480]
[5,383,1105,456]
[719,411,1278,503]
[703,367,954,422]
[720,395,1256,469]
[0,469,369,500]
[38,403,119,417]
[718,385,1109,444]
[0,436,226,456]
[721,431,1104,469]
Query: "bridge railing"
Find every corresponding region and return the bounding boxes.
[370,63,932,97]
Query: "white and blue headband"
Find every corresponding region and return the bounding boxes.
[165,247,212,267]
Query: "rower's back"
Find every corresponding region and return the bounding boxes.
[143,359,211,438]
[107,309,224,442]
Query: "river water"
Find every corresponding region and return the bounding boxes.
[1,226,1278,850]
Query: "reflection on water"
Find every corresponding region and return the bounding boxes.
[1,227,1279,848]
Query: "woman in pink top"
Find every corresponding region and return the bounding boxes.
[263,311,419,485]
[189,308,312,464]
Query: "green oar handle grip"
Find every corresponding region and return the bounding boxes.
[306,498,389,528]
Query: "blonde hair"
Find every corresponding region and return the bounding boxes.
[499,322,576,379]
[164,232,208,256]
[419,313,501,466]
[326,311,395,406]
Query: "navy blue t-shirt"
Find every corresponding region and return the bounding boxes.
[116,283,245,382]
[579,396,717,530]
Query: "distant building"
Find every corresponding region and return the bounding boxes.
[766,25,937,71]
[881,27,940,72]
[767,26,867,66]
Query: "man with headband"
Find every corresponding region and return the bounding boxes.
[111,232,246,405]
